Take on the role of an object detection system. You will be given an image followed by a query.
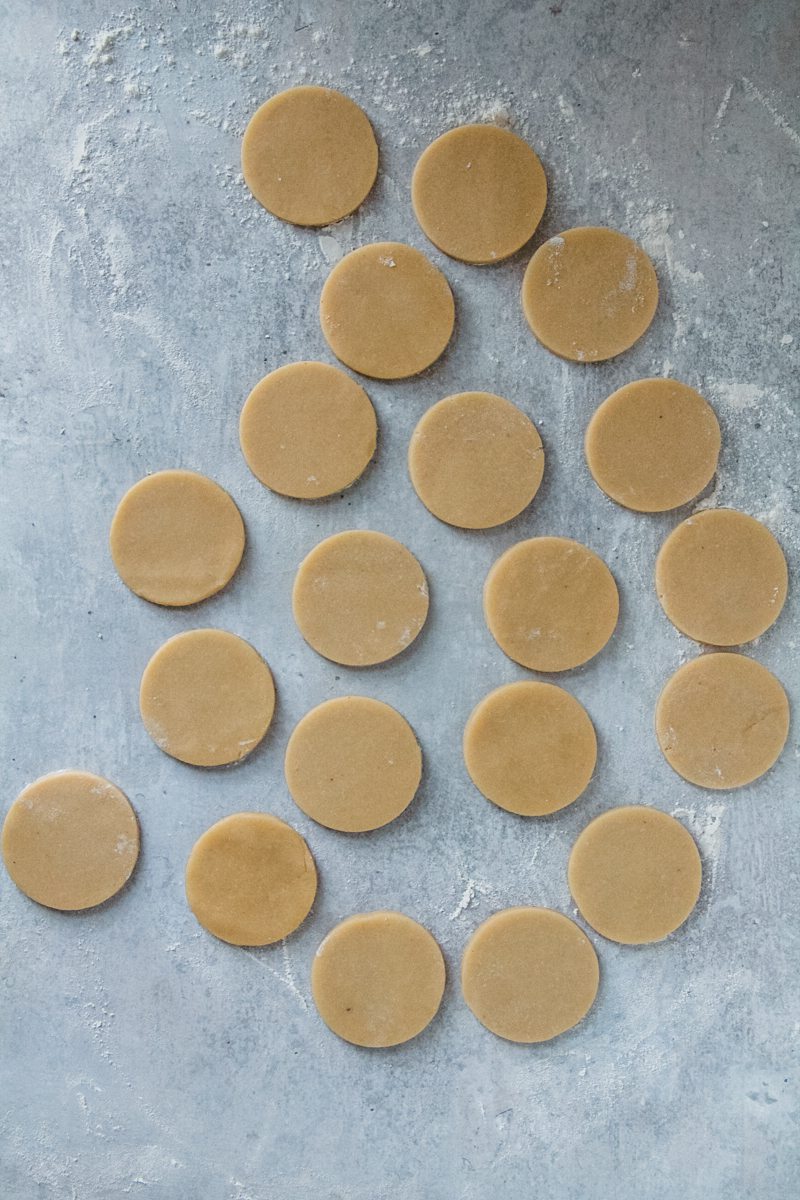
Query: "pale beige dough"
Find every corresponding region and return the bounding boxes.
[293,531,429,666]
[522,227,658,362]
[2,771,139,911]
[140,629,275,767]
[110,469,245,607]
[319,242,455,379]
[239,361,377,499]
[186,812,316,946]
[285,697,421,832]
[464,682,596,816]
[569,806,702,944]
[656,508,788,645]
[585,378,721,512]
[461,907,599,1043]
[412,123,547,264]
[311,911,445,1047]
[408,391,544,529]
[484,537,619,672]
[656,652,789,789]
[242,86,378,227]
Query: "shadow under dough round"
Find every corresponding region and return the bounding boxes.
[109,469,245,607]
[139,629,275,767]
[656,652,789,789]
[569,806,702,944]
[522,226,658,362]
[285,696,422,832]
[655,508,788,645]
[186,813,316,946]
[240,361,377,499]
[311,911,445,1047]
[2,771,139,910]
[292,530,429,666]
[484,537,619,671]
[411,123,547,264]
[319,242,455,379]
[464,681,596,816]
[241,86,378,226]
[585,378,721,512]
[408,391,544,529]
[461,907,599,1043]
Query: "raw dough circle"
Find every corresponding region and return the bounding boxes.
[140,629,275,767]
[411,123,547,264]
[240,361,377,499]
[464,682,596,816]
[569,806,702,944]
[656,653,789,789]
[293,531,429,666]
[186,813,316,946]
[2,771,139,910]
[461,907,599,1043]
[408,391,544,529]
[311,911,445,1046]
[241,86,378,227]
[585,378,721,512]
[484,537,619,672]
[522,227,658,362]
[110,469,245,607]
[655,508,788,645]
[286,697,422,832]
[320,242,455,380]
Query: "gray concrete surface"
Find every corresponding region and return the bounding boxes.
[1,1,798,1197]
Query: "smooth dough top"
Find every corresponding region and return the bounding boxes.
[656,652,789,789]
[484,537,619,672]
[239,361,377,499]
[522,227,659,362]
[285,696,422,832]
[185,812,316,946]
[2,771,139,911]
[408,391,544,529]
[292,530,429,666]
[110,469,245,607]
[585,378,721,512]
[139,629,275,767]
[655,508,788,645]
[569,806,702,944]
[464,682,596,816]
[241,86,378,227]
[320,242,455,380]
[311,911,445,1047]
[411,123,547,264]
[461,907,599,1043]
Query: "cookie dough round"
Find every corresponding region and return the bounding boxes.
[522,227,658,362]
[110,469,245,607]
[286,697,422,832]
[408,391,544,529]
[293,531,429,666]
[656,508,788,645]
[411,123,547,264]
[2,771,139,911]
[585,378,721,512]
[186,813,316,946]
[464,682,596,816]
[242,86,378,227]
[484,537,619,672]
[569,806,702,944]
[461,907,599,1043]
[312,911,445,1047]
[656,653,789,789]
[320,242,455,379]
[140,629,275,767]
